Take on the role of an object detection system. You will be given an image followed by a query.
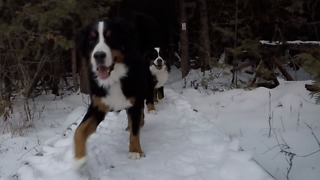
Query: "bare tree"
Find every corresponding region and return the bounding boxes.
[232,0,239,85]
[178,0,190,79]
[71,49,79,92]
[199,0,211,71]
[79,57,91,94]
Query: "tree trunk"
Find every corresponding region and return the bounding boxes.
[51,58,61,96]
[305,84,320,92]
[273,58,294,81]
[4,64,12,101]
[199,0,211,72]
[71,49,79,92]
[178,0,190,79]
[232,0,239,85]
[79,57,90,94]
[23,57,46,98]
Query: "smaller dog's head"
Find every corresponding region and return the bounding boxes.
[146,47,166,70]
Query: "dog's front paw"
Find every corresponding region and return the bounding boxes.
[148,110,157,114]
[73,156,87,170]
[128,152,145,160]
[147,110,157,114]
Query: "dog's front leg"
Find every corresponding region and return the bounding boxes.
[127,105,145,160]
[153,89,159,103]
[74,96,109,169]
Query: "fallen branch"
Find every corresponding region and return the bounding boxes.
[305,84,320,92]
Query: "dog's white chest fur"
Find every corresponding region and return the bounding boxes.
[150,66,169,88]
[102,83,132,111]
[98,63,132,111]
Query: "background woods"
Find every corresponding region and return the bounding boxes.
[0,0,116,120]
[1,0,320,119]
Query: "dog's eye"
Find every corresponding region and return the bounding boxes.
[151,52,158,59]
[89,31,97,41]
[106,37,124,51]
[104,30,111,37]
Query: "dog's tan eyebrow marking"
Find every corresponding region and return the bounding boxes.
[90,31,97,38]
[105,30,111,37]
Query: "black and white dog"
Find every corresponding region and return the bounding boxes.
[74,19,151,168]
[145,47,169,113]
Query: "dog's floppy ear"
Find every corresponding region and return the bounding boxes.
[107,18,134,53]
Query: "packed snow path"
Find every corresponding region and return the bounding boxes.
[11,89,272,180]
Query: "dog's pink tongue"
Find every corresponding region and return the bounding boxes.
[97,66,110,79]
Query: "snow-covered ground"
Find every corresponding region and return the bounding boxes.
[0,67,319,180]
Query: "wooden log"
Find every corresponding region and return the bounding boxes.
[230,62,252,73]
[248,60,263,87]
[305,84,320,92]
[273,58,294,81]
[257,59,280,89]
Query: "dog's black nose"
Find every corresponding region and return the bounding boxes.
[94,51,106,64]
[156,58,164,65]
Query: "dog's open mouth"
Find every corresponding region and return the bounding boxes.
[154,64,163,70]
[97,65,110,80]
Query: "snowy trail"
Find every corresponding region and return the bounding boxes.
[9,89,272,180]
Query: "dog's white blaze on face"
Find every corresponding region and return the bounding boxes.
[149,47,169,88]
[91,21,113,74]
[89,21,131,110]
[153,47,164,65]
[154,47,160,53]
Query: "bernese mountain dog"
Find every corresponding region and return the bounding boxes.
[74,19,150,169]
[145,47,169,113]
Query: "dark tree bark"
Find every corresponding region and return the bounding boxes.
[273,58,294,81]
[71,49,79,92]
[178,0,190,78]
[79,57,90,94]
[199,0,211,71]
[305,84,320,92]
[232,0,239,85]
[51,58,61,96]
[24,57,46,98]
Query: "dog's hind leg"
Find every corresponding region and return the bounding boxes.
[127,105,145,160]
[157,86,164,100]
[74,96,108,169]
[146,90,156,113]
[153,89,158,103]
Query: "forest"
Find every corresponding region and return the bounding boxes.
[1,0,320,117]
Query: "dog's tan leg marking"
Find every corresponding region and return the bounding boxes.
[146,103,155,112]
[74,96,109,160]
[74,117,99,159]
[127,114,144,159]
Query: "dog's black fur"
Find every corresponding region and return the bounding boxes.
[73,18,157,167]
